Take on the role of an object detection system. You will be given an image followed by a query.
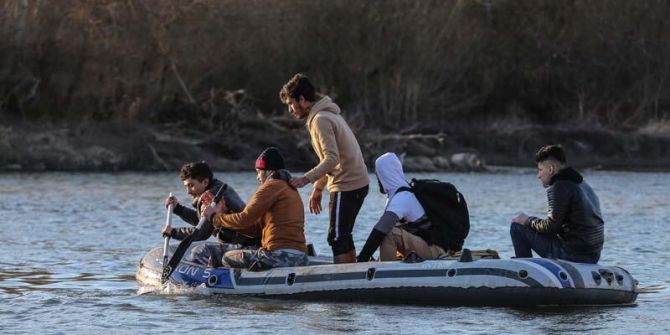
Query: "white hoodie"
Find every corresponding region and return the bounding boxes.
[375,153,425,227]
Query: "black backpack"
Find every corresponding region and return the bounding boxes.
[397,178,470,251]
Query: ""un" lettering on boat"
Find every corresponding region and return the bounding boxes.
[176,264,200,276]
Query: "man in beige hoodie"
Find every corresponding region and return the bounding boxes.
[280,73,369,264]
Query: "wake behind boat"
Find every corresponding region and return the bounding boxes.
[136,244,638,307]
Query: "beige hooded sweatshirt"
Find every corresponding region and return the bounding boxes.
[303,96,369,192]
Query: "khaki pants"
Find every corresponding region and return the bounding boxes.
[380,227,446,261]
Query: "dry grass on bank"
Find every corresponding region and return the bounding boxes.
[1,0,670,132]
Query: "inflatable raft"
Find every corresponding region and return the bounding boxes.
[136,244,638,307]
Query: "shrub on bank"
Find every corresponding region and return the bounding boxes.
[1,0,669,131]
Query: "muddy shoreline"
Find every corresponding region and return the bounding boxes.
[1,121,669,173]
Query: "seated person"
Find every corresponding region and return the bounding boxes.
[203,147,309,269]
[357,152,448,262]
[162,161,260,266]
[510,144,604,264]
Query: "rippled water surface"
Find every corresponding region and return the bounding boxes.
[1,170,669,334]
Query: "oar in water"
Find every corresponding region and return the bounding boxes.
[161,184,227,284]
[162,192,174,269]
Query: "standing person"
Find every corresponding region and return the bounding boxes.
[357,153,449,262]
[162,161,260,266]
[510,145,604,264]
[279,73,369,264]
[203,147,309,269]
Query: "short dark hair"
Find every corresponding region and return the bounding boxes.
[179,161,213,182]
[279,73,316,102]
[535,145,566,164]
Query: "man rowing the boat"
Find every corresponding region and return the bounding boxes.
[510,145,604,264]
[162,161,260,266]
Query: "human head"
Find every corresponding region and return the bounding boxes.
[179,161,213,198]
[255,147,285,183]
[374,153,408,195]
[280,73,316,119]
[534,145,566,187]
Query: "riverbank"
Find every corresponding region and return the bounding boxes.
[2,120,669,172]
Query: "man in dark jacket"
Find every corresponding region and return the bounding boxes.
[162,161,260,266]
[510,145,604,264]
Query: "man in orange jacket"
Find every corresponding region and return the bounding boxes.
[203,147,309,269]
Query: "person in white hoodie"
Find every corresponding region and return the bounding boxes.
[280,73,369,264]
[357,153,447,262]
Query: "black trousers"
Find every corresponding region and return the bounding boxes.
[327,185,369,256]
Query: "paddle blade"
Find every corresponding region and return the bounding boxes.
[160,264,172,284]
[161,234,194,284]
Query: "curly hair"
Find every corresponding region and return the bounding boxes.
[179,161,213,181]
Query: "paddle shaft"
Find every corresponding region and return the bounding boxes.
[162,192,174,266]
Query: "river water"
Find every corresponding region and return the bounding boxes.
[1,170,668,334]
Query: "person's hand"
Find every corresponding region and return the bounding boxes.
[200,191,213,207]
[202,200,225,222]
[161,225,172,237]
[309,188,323,215]
[512,212,529,225]
[165,195,178,210]
[216,197,226,214]
[290,176,310,189]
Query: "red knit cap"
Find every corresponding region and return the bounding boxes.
[255,147,285,170]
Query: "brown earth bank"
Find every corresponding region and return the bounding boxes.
[1,119,669,173]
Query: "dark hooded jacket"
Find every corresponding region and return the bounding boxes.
[526,167,604,260]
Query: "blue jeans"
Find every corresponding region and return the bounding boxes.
[510,223,599,263]
[510,223,563,258]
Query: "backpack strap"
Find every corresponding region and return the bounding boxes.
[394,185,429,227]
[385,185,413,214]
[396,186,412,193]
